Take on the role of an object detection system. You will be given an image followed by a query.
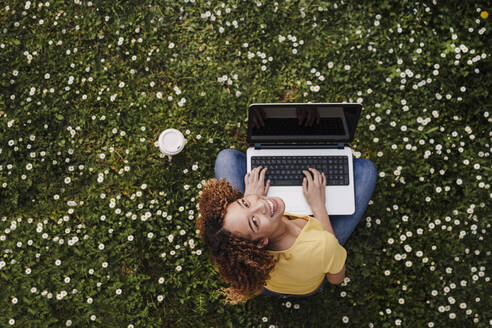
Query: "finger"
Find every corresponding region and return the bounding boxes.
[259,167,267,181]
[265,179,271,194]
[302,176,307,193]
[308,167,319,177]
[303,169,314,184]
[244,172,250,184]
[309,168,321,183]
[322,172,326,186]
[250,169,259,182]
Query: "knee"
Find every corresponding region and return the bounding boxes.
[215,149,245,170]
[362,159,377,174]
[216,149,241,163]
[359,159,377,182]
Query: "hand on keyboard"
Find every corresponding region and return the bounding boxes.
[251,156,349,186]
[244,166,271,196]
[302,168,326,213]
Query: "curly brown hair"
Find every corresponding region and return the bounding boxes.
[196,178,278,304]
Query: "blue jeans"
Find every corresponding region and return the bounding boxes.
[214,149,377,298]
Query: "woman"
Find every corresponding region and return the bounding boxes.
[196,149,377,304]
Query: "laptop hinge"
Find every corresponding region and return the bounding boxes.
[254,143,346,149]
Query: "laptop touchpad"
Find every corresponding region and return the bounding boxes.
[267,187,312,215]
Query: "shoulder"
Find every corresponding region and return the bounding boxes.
[306,218,343,248]
[291,218,308,230]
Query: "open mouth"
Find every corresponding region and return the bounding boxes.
[266,199,277,217]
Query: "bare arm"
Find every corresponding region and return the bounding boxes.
[302,168,346,284]
[314,205,345,284]
[311,206,335,235]
[302,168,335,235]
[326,264,346,285]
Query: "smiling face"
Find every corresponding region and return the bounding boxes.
[222,194,285,247]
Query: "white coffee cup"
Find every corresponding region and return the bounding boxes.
[158,129,186,160]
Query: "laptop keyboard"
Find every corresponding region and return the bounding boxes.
[251,156,349,186]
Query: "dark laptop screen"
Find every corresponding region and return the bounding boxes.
[247,103,361,143]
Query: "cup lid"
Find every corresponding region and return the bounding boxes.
[159,129,185,155]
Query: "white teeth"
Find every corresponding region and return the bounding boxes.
[267,200,274,216]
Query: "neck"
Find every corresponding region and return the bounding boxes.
[267,215,294,250]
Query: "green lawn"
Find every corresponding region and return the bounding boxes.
[0,0,490,327]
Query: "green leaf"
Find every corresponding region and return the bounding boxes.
[425,126,439,134]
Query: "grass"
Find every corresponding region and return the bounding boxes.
[0,0,490,327]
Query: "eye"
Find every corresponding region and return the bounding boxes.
[242,199,249,207]
[252,217,258,227]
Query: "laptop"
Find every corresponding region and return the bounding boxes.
[246,103,362,215]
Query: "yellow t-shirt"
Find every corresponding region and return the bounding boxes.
[264,213,347,295]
